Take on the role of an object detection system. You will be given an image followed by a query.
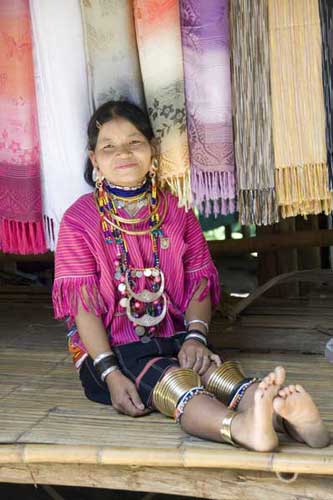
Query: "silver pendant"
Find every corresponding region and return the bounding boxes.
[135,325,146,336]
[125,269,165,302]
[127,293,167,327]
[140,335,151,344]
[160,237,170,250]
[119,297,128,308]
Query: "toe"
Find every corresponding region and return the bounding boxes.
[275,366,286,385]
[295,384,305,393]
[288,385,296,393]
[254,387,265,402]
[273,396,286,414]
[278,389,287,398]
[259,380,268,391]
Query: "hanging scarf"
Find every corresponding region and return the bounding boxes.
[179,0,235,216]
[134,0,191,208]
[80,0,145,110]
[0,0,46,254]
[319,0,333,190]
[269,0,333,218]
[30,0,92,250]
[230,0,278,225]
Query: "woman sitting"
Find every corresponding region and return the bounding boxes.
[53,100,330,451]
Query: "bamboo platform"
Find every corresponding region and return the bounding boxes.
[0,285,332,499]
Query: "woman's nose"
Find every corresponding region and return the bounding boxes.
[116,145,132,156]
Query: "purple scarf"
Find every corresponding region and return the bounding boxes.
[179,0,235,216]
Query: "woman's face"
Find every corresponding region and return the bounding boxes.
[89,116,153,187]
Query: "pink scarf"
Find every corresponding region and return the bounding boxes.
[0,0,46,254]
[180,0,235,216]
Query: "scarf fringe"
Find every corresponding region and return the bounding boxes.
[160,170,192,210]
[276,163,333,216]
[238,189,279,226]
[191,170,236,216]
[281,197,333,218]
[52,275,107,320]
[0,219,47,255]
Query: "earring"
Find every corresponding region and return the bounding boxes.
[95,175,105,190]
[92,168,98,182]
[150,157,159,202]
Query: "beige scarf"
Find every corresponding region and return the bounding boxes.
[269,0,333,217]
[80,0,145,110]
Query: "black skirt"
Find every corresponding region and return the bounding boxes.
[79,332,188,408]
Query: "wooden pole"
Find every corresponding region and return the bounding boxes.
[209,229,333,257]
[0,229,333,262]
[1,443,333,475]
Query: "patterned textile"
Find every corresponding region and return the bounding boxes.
[230,0,278,225]
[133,0,191,207]
[30,0,92,250]
[319,0,333,190]
[80,0,145,110]
[0,0,46,254]
[179,0,235,216]
[53,190,220,360]
[269,0,333,217]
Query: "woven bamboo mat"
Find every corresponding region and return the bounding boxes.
[0,289,332,473]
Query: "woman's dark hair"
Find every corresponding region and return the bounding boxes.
[84,100,154,187]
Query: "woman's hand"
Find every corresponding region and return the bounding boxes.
[178,339,222,376]
[106,370,151,417]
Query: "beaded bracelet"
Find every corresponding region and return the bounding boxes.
[175,387,215,422]
[228,378,259,411]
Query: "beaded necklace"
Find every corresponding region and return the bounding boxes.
[95,177,167,343]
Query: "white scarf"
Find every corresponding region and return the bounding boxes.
[30,0,92,250]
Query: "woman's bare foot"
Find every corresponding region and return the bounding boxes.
[273,384,331,448]
[231,366,285,452]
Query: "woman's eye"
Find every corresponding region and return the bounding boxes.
[104,144,114,149]
[130,140,141,145]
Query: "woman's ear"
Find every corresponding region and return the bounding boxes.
[150,137,161,159]
[88,150,98,170]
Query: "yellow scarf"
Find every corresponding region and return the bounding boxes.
[269,0,333,217]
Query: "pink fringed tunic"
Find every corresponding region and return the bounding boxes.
[53,191,220,367]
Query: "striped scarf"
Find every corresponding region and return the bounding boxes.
[230,0,278,225]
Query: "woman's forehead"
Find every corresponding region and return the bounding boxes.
[98,117,144,142]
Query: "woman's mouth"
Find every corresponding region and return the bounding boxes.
[115,162,137,170]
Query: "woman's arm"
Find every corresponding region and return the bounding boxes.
[75,302,150,416]
[179,279,221,374]
[75,301,114,359]
[184,278,211,335]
